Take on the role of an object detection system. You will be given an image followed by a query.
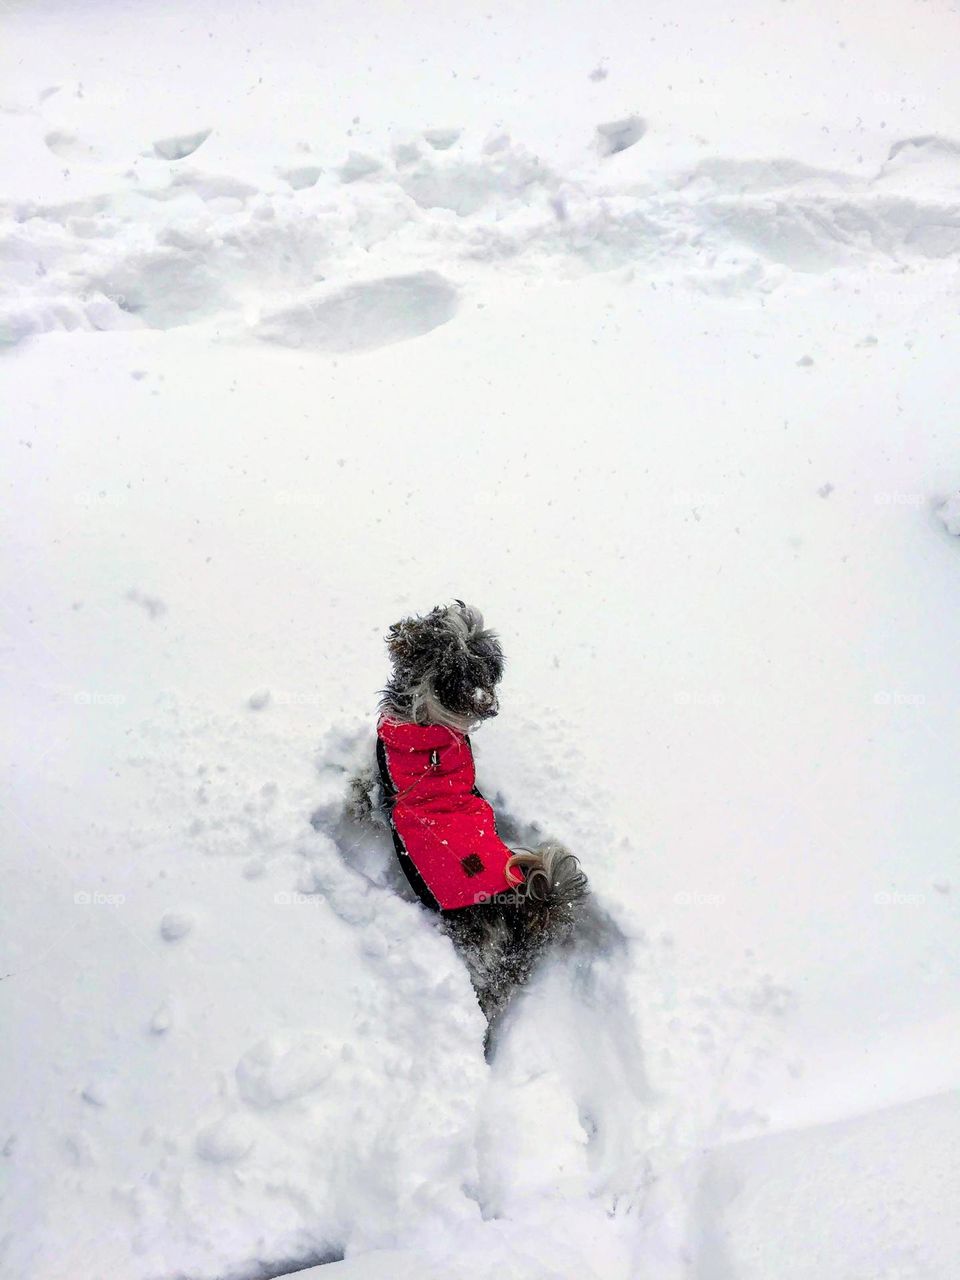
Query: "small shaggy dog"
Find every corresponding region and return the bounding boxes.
[355,600,588,1022]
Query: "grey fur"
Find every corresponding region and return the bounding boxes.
[506,841,590,912]
[442,841,587,1022]
[380,601,503,733]
[345,764,380,825]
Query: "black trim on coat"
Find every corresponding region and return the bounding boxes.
[376,735,442,913]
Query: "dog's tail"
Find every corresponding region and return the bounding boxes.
[445,842,588,1027]
[505,840,589,926]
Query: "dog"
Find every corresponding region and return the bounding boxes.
[353,600,588,1023]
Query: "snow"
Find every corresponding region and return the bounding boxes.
[2,1,960,1277]
[938,492,960,535]
[696,1090,960,1280]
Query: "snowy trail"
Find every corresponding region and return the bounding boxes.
[479,910,650,1215]
[5,125,960,347]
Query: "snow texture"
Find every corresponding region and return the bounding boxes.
[2,2,960,1278]
[937,492,960,535]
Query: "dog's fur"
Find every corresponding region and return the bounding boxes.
[371,600,589,1021]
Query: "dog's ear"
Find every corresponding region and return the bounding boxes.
[386,617,420,663]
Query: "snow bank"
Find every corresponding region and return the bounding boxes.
[697,1091,960,1279]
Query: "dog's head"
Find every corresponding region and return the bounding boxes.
[380,600,505,731]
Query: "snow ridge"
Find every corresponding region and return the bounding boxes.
[3,130,960,347]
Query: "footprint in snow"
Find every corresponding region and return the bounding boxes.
[339,151,382,183]
[876,134,960,188]
[423,127,461,151]
[44,130,101,162]
[152,128,212,161]
[596,115,646,157]
[278,164,323,190]
[255,271,459,354]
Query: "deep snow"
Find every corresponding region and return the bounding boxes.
[2,1,960,1277]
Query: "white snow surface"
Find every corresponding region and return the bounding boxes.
[2,1,960,1277]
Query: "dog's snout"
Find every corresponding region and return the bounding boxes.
[473,687,499,716]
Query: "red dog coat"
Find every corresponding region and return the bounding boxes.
[376,717,517,911]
